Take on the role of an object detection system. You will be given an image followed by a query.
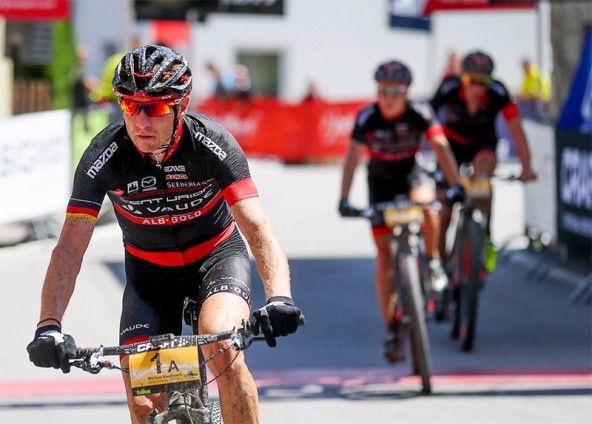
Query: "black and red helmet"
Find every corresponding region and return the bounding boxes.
[461,50,494,76]
[374,60,412,85]
[112,44,192,101]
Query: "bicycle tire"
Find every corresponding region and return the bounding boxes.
[459,216,485,352]
[449,212,468,339]
[397,244,432,394]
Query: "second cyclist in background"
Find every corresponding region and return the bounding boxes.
[431,50,537,272]
[339,60,464,362]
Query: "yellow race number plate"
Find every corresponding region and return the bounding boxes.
[461,177,492,198]
[383,205,424,228]
[129,346,201,396]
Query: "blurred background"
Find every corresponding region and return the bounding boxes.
[0,0,590,271]
[0,3,591,422]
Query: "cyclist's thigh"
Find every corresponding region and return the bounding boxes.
[409,164,436,204]
[472,146,497,175]
[198,232,252,313]
[120,252,193,344]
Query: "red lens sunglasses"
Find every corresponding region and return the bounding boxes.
[118,99,178,117]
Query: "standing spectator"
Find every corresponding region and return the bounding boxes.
[72,45,99,130]
[301,80,324,103]
[441,49,462,81]
[515,58,551,121]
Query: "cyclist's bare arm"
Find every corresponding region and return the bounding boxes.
[231,197,291,300]
[504,116,537,182]
[38,217,96,329]
[340,139,364,200]
[426,133,461,187]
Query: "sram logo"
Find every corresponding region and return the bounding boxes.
[87,142,118,178]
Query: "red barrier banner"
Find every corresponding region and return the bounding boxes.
[0,0,69,20]
[195,97,368,163]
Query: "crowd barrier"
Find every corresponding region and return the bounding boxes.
[194,97,369,163]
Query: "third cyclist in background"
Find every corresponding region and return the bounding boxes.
[339,60,464,362]
[431,50,537,273]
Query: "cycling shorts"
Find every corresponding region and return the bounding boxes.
[367,161,434,234]
[119,229,252,345]
[449,139,497,170]
[368,161,434,204]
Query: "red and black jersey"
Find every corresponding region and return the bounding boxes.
[430,75,519,145]
[351,99,443,179]
[67,112,258,266]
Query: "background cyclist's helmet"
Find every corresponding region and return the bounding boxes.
[112,44,192,102]
[461,50,494,76]
[374,60,412,85]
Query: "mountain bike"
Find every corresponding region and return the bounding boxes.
[356,198,436,394]
[68,297,303,423]
[442,170,516,352]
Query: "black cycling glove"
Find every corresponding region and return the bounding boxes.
[446,184,467,205]
[338,199,360,217]
[251,296,304,347]
[27,325,76,373]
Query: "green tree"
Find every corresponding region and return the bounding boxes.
[46,20,77,110]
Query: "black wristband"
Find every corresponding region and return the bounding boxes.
[35,324,61,338]
[267,296,294,305]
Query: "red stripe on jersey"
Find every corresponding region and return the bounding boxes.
[66,206,100,218]
[425,124,445,140]
[443,127,476,145]
[501,102,519,121]
[112,192,224,225]
[369,148,419,161]
[125,222,236,266]
[222,178,259,207]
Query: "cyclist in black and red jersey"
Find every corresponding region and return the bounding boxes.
[26,45,303,424]
[339,60,464,362]
[431,50,537,271]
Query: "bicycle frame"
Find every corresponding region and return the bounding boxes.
[447,177,491,351]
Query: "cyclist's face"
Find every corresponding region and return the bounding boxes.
[122,97,189,154]
[377,83,408,119]
[461,73,490,102]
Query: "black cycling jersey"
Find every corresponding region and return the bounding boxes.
[68,112,258,266]
[352,100,440,236]
[351,99,443,180]
[430,75,519,147]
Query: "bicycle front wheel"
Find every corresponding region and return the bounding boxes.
[397,244,432,394]
[459,216,485,352]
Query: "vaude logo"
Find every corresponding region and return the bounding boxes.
[194,131,227,160]
[87,142,118,178]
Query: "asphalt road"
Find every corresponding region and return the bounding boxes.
[0,160,590,424]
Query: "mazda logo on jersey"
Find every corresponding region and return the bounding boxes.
[141,176,157,190]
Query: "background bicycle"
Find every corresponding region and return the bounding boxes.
[354,198,437,394]
[439,167,517,352]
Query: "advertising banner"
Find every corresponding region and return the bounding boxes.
[0,110,72,225]
[196,97,367,163]
[555,27,592,254]
[388,0,535,31]
[0,0,69,20]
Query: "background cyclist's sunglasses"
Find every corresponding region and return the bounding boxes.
[462,74,492,86]
[378,85,408,96]
[118,99,177,117]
